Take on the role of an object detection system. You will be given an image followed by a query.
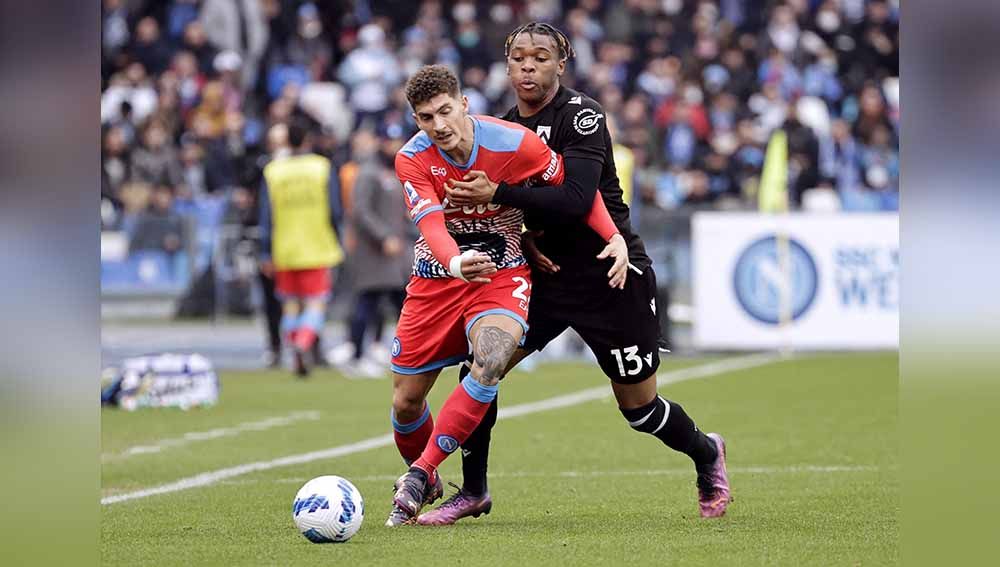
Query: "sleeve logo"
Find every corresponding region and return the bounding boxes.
[403,180,420,206]
[541,149,560,182]
[573,108,604,135]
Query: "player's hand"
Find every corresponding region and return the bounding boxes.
[597,233,628,289]
[382,236,403,257]
[259,259,275,278]
[460,251,497,284]
[522,231,560,274]
[445,170,497,206]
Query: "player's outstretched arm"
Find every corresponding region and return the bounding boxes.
[446,155,600,217]
[395,153,497,284]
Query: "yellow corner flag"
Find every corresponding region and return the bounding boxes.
[758,129,788,213]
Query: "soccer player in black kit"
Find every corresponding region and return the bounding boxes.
[415,23,732,525]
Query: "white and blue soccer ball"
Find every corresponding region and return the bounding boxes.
[292,475,364,543]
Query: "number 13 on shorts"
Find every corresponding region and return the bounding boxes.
[611,345,644,377]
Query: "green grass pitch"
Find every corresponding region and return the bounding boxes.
[101,353,898,565]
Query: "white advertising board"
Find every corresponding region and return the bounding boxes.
[692,213,898,350]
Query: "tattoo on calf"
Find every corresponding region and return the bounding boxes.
[473,326,517,386]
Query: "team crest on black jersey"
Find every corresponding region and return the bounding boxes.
[536,125,551,144]
[573,108,603,135]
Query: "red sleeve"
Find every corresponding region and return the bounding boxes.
[585,191,620,241]
[415,211,460,266]
[507,129,564,186]
[394,153,460,265]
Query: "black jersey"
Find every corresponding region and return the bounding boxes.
[500,86,651,288]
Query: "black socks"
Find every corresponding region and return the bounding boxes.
[620,396,718,467]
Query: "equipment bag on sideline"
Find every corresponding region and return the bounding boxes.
[101,353,220,411]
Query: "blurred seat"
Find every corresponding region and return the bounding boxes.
[102,250,190,295]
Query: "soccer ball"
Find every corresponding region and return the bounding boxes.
[292,475,364,543]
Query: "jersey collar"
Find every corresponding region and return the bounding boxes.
[435,115,480,170]
[509,86,575,120]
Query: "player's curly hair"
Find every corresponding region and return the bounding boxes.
[404,65,461,110]
[504,22,576,61]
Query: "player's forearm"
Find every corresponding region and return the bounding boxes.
[584,191,621,242]
[416,210,461,268]
[492,157,602,217]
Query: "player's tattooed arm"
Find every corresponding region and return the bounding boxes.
[473,326,518,386]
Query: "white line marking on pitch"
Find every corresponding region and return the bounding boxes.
[102,354,779,505]
[102,411,321,461]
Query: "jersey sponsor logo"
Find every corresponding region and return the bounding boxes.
[568,95,582,105]
[536,125,551,144]
[436,434,459,453]
[442,198,502,215]
[430,165,447,177]
[403,180,420,206]
[733,235,819,325]
[392,337,401,357]
[541,149,561,182]
[573,108,604,135]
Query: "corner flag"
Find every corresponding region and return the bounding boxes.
[758,129,788,213]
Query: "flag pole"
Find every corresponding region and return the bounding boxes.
[758,129,792,356]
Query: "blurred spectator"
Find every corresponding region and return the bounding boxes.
[102,126,131,197]
[852,83,896,146]
[102,0,131,78]
[283,3,333,78]
[337,24,402,125]
[181,21,220,76]
[129,185,186,254]
[167,0,202,42]
[859,123,899,193]
[331,131,413,378]
[783,105,821,206]
[130,17,173,75]
[199,0,269,89]
[179,139,222,197]
[101,62,158,126]
[131,120,183,187]
[820,118,862,194]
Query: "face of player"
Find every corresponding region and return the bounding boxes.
[506,32,566,108]
[411,92,473,158]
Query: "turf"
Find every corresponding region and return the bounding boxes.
[101,353,898,565]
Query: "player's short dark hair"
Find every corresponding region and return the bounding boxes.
[504,22,576,61]
[287,119,309,148]
[404,65,461,110]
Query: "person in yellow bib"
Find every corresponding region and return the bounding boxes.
[259,121,345,377]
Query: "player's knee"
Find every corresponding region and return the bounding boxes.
[473,326,518,385]
[391,390,426,422]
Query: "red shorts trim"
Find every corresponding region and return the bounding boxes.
[275,268,331,300]
[391,265,531,374]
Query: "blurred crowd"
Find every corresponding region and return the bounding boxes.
[102,0,899,247]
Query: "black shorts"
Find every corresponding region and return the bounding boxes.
[524,267,662,384]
